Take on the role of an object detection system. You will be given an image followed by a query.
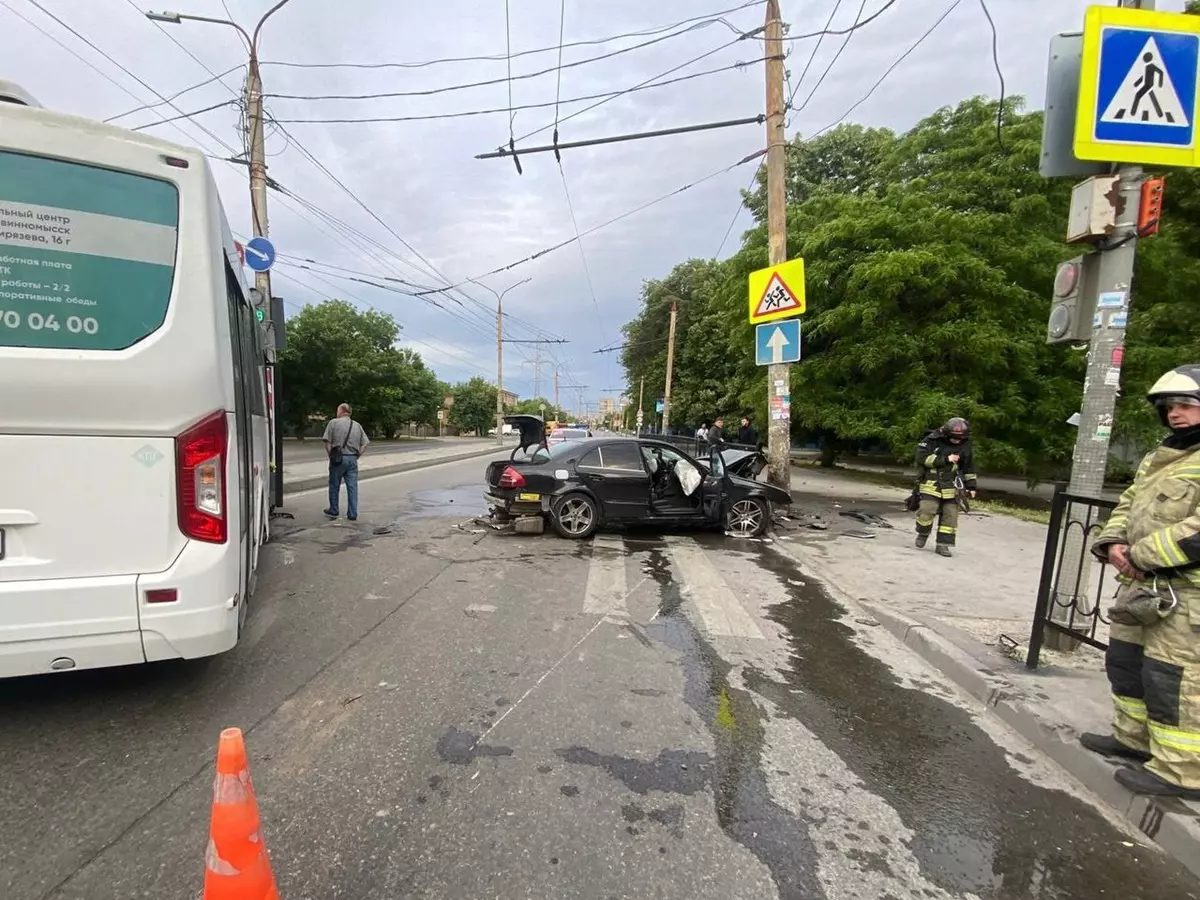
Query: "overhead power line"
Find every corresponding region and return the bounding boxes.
[755,0,901,42]
[130,99,240,130]
[261,14,747,103]
[259,62,757,125]
[507,29,761,149]
[21,0,241,158]
[809,0,966,140]
[105,63,245,122]
[257,1,766,70]
[426,147,765,291]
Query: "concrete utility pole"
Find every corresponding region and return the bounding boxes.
[148,0,297,511]
[1048,0,1152,650]
[470,277,530,444]
[554,366,560,412]
[764,0,791,489]
[662,299,679,434]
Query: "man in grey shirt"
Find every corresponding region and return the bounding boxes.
[323,403,370,520]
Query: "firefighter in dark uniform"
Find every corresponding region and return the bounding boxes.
[914,417,977,557]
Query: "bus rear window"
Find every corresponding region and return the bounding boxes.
[0,150,179,350]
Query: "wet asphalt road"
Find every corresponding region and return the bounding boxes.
[1,456,1197,899]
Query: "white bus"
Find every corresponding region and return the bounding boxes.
[0,86,270,678]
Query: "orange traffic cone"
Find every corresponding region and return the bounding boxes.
[203,728,280,900]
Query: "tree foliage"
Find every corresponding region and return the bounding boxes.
[620,96,1200,476]
[278,300,441,438]
[449,376,498,434]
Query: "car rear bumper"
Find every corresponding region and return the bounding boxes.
[485,490,551,517]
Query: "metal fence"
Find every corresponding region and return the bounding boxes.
[1025,484,1119,669]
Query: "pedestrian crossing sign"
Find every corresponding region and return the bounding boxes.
[1075,5,1200,168]
[747,258,806,324]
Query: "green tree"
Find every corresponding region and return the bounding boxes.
[449,377,498,434]
[619,95,1194,475]
[278,300,442,438]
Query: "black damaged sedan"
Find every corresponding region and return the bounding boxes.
[484,416,792,539]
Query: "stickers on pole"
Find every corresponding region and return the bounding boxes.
[748,258,806,324]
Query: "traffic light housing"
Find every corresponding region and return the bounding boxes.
[1047,252,1101,345]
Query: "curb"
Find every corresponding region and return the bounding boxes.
[281,446,501,495]
[860,601,1200,879]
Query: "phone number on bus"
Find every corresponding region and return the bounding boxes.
[0,310,99,334]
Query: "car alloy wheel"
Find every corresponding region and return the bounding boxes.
[553,494,597,539]
[727,498,767,537]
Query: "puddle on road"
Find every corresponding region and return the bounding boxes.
[404,485,489,520]
[562,534,1200,900]
[736,542,1200,899]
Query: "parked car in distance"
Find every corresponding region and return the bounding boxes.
[547,427,591,446]
[483,420,792,539]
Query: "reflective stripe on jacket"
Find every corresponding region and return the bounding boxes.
[1093,445,1200,589]
[915,430,977,500]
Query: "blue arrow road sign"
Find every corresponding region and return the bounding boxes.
[755,319,801,367]
[244,236,276,273]
[1094,25,1198,151]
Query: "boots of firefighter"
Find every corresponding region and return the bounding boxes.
[1116,765,1200,800]
[1138,586,1200,793]
[936,544,952,558]
[1080,732,1151,763]
[914,496,938,549]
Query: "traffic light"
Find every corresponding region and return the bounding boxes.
[1047,253,1100,345]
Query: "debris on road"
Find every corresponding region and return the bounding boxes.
[841,530,877,540]
[340,693,364,706]
[455,518,486,534]
[838,509,895,529]
[513,515,545,535]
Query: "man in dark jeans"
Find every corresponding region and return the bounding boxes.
[323,403,370,520]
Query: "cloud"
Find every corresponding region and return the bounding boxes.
[3,0,1137,405]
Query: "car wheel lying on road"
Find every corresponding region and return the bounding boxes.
[725,497,769,537]
[550,492,599,540]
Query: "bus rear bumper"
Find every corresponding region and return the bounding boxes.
[0,542,240,678]
[137,539,240,662]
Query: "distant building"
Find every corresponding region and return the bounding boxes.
[500,389,518,409]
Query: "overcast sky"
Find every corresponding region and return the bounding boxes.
[4,0,1180,410]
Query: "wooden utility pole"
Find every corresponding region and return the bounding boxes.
[662,299,679,433]
[764,0,790,489]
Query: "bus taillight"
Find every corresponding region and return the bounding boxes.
[176,411,228,544]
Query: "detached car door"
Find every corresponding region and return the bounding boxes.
[701,445,731,523]
[574,444,651,521]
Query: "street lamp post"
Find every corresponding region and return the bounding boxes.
[470,277,531,445]
[146,1,297,509]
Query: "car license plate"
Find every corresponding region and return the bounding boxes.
[518,492,540,502]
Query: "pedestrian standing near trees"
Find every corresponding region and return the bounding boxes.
[323,403,369,521]
[913,417,977,558]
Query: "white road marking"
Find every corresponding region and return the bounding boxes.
[583,534,629,622]
[667,538,764,640]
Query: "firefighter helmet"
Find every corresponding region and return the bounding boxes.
[1147,364,1200,426]
[943,417,970,440]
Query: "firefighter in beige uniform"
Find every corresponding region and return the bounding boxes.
[1082,364,1200,799]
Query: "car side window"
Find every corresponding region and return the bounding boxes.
[577,448,601,468]
[598,443,645,472]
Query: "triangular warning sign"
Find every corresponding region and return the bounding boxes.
[753,272,801,318]
[1101,36,1189,127]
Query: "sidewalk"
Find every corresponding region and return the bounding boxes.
[280,438,504,494]
[775,466,1200,878]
